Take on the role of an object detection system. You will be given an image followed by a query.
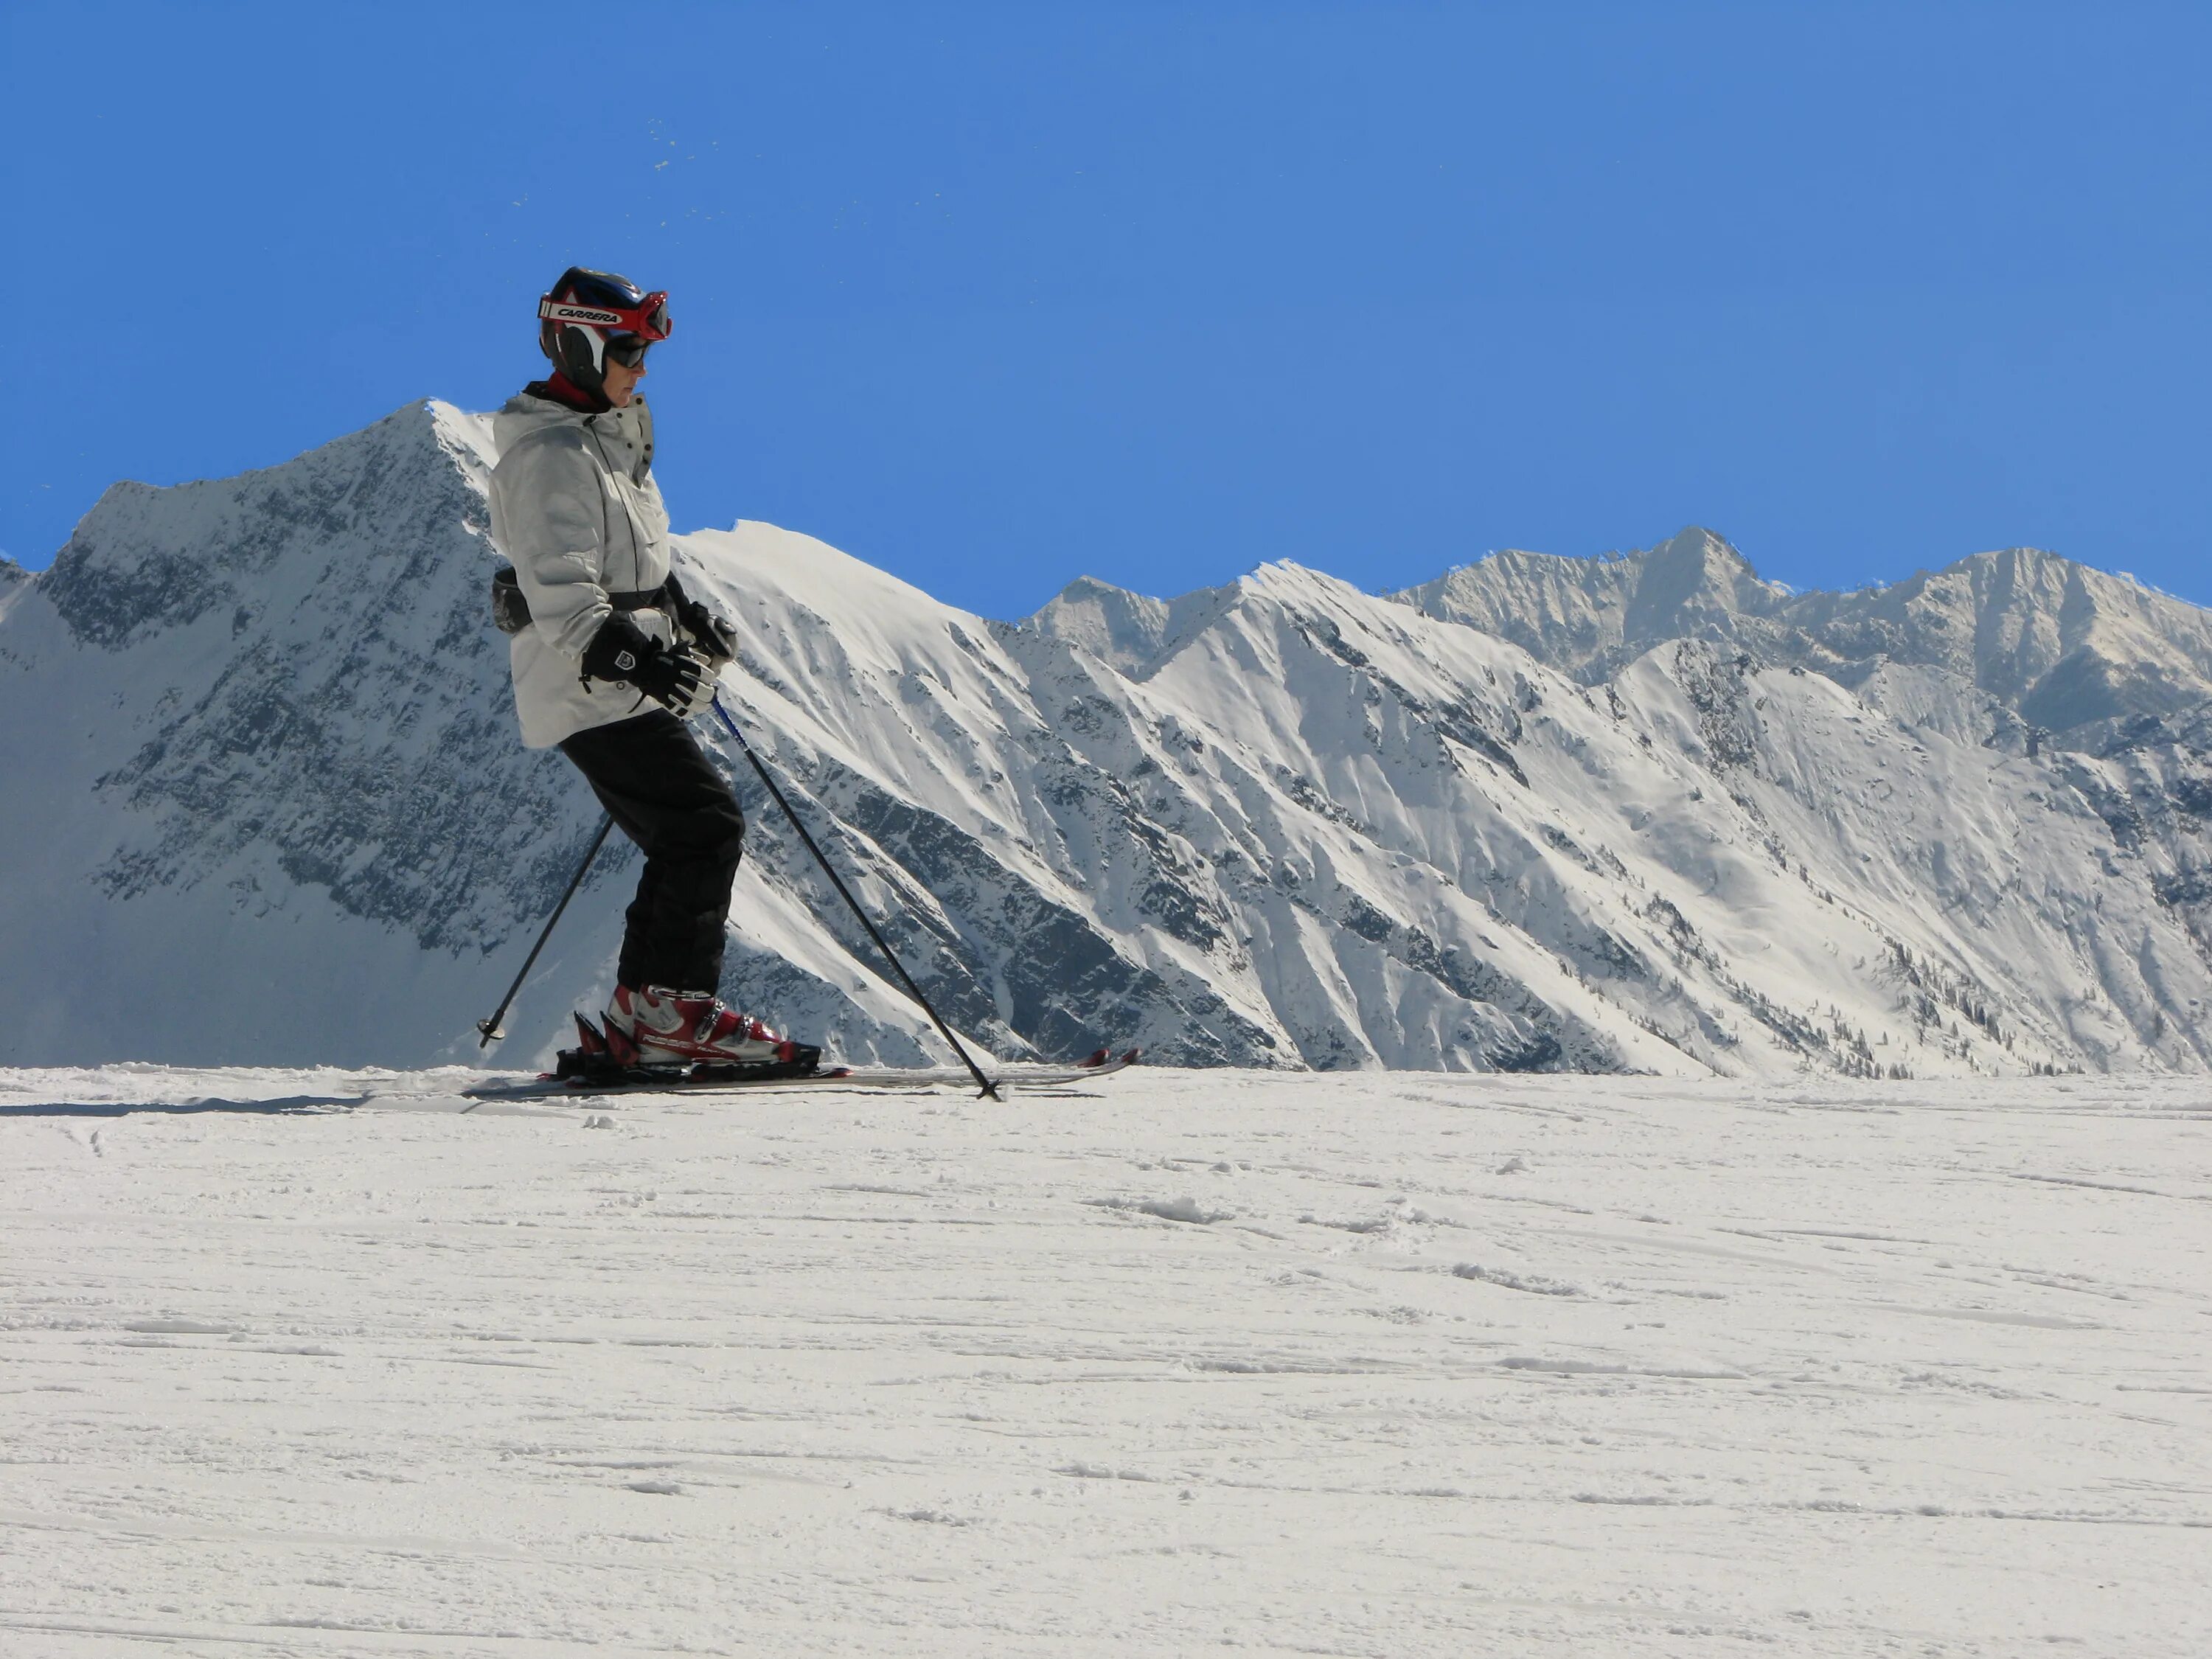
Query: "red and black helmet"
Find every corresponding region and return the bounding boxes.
[538,268,672,396]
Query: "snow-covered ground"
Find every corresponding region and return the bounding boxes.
[2,1067,2206,1656]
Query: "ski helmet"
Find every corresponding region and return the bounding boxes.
[537,268,672,397]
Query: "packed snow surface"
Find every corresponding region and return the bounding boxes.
[2,1066,2206,1655]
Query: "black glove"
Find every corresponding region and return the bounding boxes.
[662,571,739,664]
[580,613,714,716]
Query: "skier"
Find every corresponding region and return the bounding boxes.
[487,267,806,1070]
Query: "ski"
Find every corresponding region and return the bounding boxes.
[458,1046,1141,1104]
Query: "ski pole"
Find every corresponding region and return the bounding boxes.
[476,813,616,1047]
[707,692,1002,1101]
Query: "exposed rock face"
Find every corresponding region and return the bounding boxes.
[36,408,583,956]
[4,414,2211,1077]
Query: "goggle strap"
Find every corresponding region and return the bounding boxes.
[538,293,672,341]
[540,299,625,327]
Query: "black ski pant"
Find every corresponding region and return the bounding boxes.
[559,709,745,995]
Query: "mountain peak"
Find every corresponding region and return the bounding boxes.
[1388,526,1784,686]
[1027,574,1172,671]
[36,400,483,652]
[1388,530,2212,737]
[1024,571,1267,679]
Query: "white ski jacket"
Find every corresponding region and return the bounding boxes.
[488,389,676,748]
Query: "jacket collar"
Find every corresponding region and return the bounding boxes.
[525,372,609,414]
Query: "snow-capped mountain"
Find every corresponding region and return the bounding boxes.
[1393,526,2212,739]
[1388,528,2212,1028]
[4,406,2209,1075]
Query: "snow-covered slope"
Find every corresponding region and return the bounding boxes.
[5,1065,2205,1657]
[6,408,2211,1074]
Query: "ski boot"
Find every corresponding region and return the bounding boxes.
[602,984,821,1081]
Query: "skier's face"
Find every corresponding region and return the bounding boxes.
[602,349,647,408]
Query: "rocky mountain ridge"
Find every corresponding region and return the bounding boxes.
[1388,527,2212,745]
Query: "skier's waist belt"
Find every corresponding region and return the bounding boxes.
[490,567,664,636]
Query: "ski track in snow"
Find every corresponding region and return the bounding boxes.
[1,1067,2207,1656]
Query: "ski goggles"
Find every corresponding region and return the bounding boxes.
[538,290,672,344]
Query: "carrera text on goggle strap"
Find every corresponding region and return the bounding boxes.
[539,291,672,341]
[542,302,627,327]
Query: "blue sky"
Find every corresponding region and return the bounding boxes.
[8,1,2209,615]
